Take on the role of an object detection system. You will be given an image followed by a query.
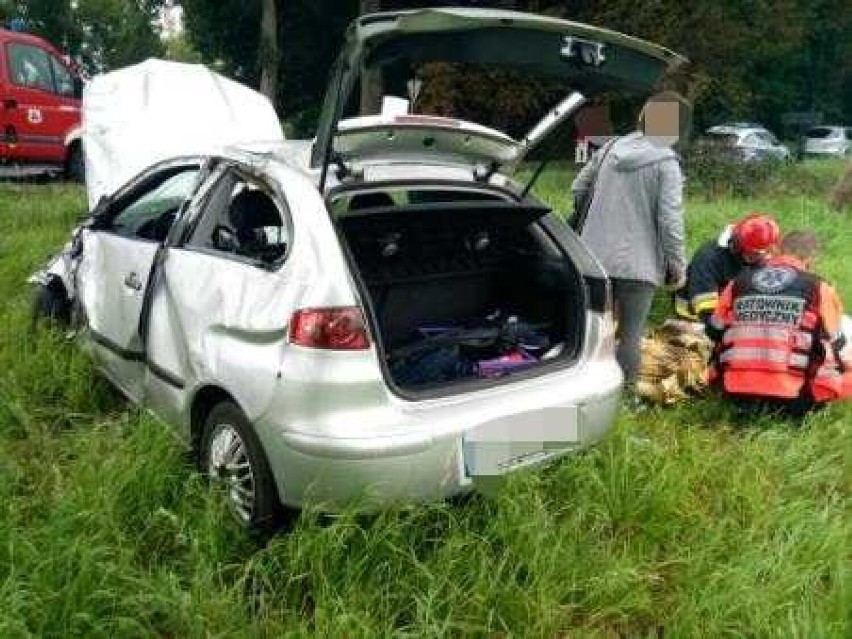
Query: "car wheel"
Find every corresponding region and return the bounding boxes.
[200,401,282,530]
[32,280,71,327]
[66,144,85,183]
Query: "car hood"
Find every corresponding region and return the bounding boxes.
[83,59,284,207]
[312,8,687,176]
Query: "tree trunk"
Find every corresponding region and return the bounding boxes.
[259,0,280,110]
[359,0,382,115]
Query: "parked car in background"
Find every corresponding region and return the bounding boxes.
[707,122,768,135]
[0,27,84,179]
[705,126,791,162]
[804,126,851,158]
[30,9,687,529]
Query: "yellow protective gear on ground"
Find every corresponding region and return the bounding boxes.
[636,319,714,405]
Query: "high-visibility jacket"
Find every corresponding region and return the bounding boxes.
[708,255,850,401]
[841,316,852,397]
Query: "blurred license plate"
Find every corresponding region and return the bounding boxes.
[463,406,580,476]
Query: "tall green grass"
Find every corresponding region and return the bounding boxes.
[0,170,850,637]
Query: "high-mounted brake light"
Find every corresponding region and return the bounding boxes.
[289,307,370,350]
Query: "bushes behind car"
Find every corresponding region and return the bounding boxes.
[684,144,845,200]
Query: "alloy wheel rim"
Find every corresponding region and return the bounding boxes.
[208,423,256,523]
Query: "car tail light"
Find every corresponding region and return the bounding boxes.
[289,307,370,350]
[599,311,617,358]
[593,280,617,359]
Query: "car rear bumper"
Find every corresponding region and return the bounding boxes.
[256,359,622,508]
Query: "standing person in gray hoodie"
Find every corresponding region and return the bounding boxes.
[571,91,689,389]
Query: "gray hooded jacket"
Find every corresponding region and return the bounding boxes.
[572,132,686,286]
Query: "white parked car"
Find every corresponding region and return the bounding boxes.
[31,9,685,529]
[804,126,851,158]
[706,126,791,162]
[707,122,768,135]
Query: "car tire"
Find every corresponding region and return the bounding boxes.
[66,144,85,183]
[200,401,283,531]
[32,280,71,328]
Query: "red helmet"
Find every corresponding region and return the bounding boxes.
[731,213,780,261]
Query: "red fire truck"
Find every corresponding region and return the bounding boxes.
[0,27,84,179]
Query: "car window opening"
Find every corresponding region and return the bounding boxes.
[189,172,289,266]
[105,166,201,242]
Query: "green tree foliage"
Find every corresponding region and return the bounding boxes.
[4,0,74,49]
[3,0,164,71]
[181,0,851,135]
[181,0,260,81]
[182,0,357,129]
[77,0,165,70]
[278,0,358,127]
[163,33,202,64]
[526,0,852,132]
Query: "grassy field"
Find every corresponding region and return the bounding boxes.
[0,162,850,638]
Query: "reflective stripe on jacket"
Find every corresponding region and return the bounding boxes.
[708,255,846,401]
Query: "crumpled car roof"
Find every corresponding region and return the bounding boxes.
[83,58,284,206]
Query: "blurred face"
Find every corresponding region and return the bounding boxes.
[741,248,773,265]
[642,100,680,147]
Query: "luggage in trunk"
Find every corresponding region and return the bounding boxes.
[338,201,585,393]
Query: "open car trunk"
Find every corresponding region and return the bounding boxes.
[337,200,586,395]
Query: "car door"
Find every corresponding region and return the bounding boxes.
[2,40,76,163]
[75,160,204,401]
[141,164,296,427]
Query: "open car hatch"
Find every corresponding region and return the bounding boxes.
[332,91,588,175]
[313,8,687,187]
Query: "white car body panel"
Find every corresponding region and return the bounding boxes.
[38,145,622,508]
[77,231,159,400]
[143,163,360,427]
[804,126,851,157]
[707,126,790,162]
[335,114,519,167]
[83,59,284,207]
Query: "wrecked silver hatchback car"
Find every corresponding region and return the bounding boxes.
[32,8,685,528]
